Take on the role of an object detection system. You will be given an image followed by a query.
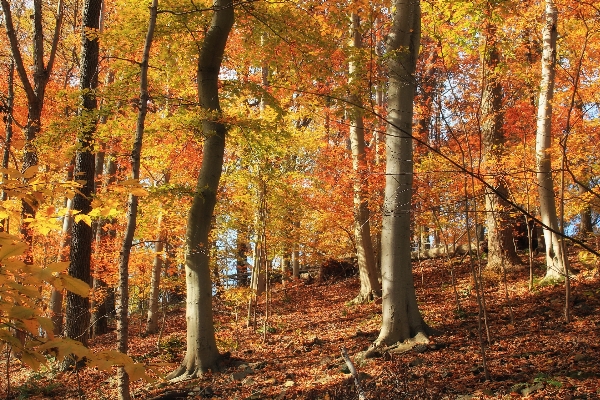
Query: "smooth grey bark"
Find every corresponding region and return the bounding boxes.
[480,20,521,270]
[116,1,157,398]
[167,0,234,380]
[535,0,568,280]
[371,0,430,350]
[348,12,380,303]
[64,0,102,349]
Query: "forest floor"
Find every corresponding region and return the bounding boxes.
[3,249,600,399]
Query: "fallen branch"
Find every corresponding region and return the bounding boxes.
[341,347,367,400]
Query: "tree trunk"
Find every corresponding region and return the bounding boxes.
[236,228,249,286]
[373,0,430,349]
[167,0,234,380]
[92,155,118,337]
[480,19,521,271]
[65,0,102,347]
[536,0,568,280]
[147,196,167,334]
[578,183,593,236]
[116,2,157,397]
[348,12,380,303]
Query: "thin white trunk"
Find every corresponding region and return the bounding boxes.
[535,0,567,280]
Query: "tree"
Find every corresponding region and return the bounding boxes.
[116,0,158,397]
[65,0,102,349]
[0,0,63,224]
[480,8,521,270]
[167,0,234,380]
[368,0,431,354]
[536,0,568,280]
[348,11,381,303]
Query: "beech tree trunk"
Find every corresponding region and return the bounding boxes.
[536,0,568,280]
[167,0,234,380]
[65,0,102,348]
[481,19,521,270]
[374,0,430,348]
[348,12,380,303]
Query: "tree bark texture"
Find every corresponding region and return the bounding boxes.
[376,0,429,347]
[480,20,521,270]
[535,0,568,280]
[348,12,380,303]
[167,0,234,380]
[65,0,102,347]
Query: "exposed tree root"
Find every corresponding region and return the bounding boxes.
[361,331,430,360]
[348,291,378,305]
[166,357,223,382]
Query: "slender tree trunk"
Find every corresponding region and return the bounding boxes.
[167,0,234,380]
[1,60,15,207]
[65,0,102,347]
[578,183,593,236]
[348,12,380,303]
[236,227,249,286]
[146,211,166,334]
[371,0,430,350]
[92,155,117,337]
[481,18,521,270]
[536,0,568,280]
[116,2,157,397]
[292,221,300,279]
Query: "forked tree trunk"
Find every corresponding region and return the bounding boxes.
[1,0,63,248]
[371,0,430,351]
[480,19,521,270]
[536,0,568,280]
[65,0,102,348]
[167,0,234,380]
[116,2,158,398]
[348,12,380,303]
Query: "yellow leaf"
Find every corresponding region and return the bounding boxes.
[20,349,45,371]
[47,262,70,273]
[74,214,92,226]
[8,305,36,319]
[59,274,90,297]
[23,165,39,179]
[38,338,90,361]
[125,362,152,382]
[130,187,148,196]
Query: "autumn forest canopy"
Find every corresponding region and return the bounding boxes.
[1,0,600,398]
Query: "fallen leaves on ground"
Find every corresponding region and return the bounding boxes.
[2,250,599,399]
